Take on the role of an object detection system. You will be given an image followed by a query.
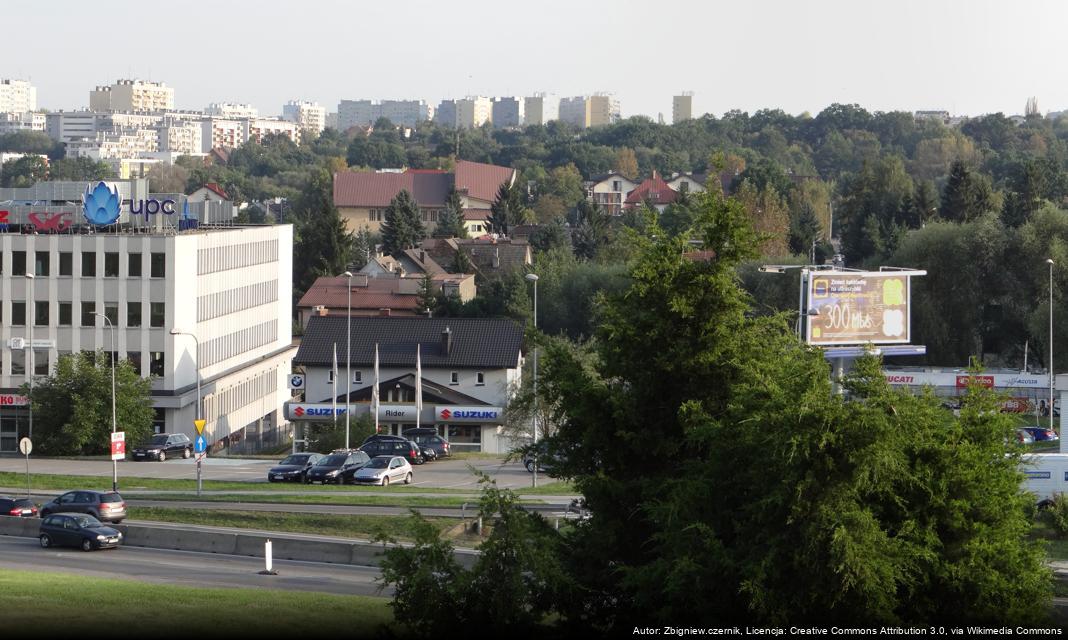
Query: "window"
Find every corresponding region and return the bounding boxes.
[104,252,119,277]
[34,301,48,326]
[35,251,49,276]
[678,180,690,193]
[12,251,26,276]
[369,209,383,222]
[10,350,24,375]
[11,302,25,326]
[127,302,141,327]
[81,302,96,327]
[150,352,165,377]
[127,351,142,375]
[327,369,334,385]
[58,303,72,326]
[128,253,142,277]
[612,180,621,191]
[81,252,96,277]
[476,372,485,385]
[33,349,48,375]
[104,303,118,326]
[353,371,362,383]
[150,253,165,278]
[59,252,73,276]
[150,302,165,327]
[450,372,459,385]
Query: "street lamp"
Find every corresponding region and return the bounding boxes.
[25,273,34,441]
[96,312,118,491]
[170,328,202,496]
[342,271,353,449]
[1048,258,1055,426]
[525,272,539,488]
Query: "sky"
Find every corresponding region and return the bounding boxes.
[6,0,1068,120]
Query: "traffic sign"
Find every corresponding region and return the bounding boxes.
[194,419,206,434]
[110,432,125,461]
[288,374,305,390]
[195,434,207,454]
[18,437,32,455]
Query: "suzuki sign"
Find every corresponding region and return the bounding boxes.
[285,403,352,420]
[435,405,505,424]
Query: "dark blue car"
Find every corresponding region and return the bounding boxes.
[39,513,122,551]
[1022,426,1060,442]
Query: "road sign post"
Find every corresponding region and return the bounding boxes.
[19,437,32,498]
[194,419,206,497]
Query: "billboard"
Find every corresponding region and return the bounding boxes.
[806,271,913,346]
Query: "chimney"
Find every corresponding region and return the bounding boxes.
[441,327,452,356]
[379,308,391,317]
[315,305,327,316]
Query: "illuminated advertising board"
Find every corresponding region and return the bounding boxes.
[806,271,913,346]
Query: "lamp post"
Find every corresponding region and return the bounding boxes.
[25,273,34,441]
[342,271,353,449]
[525,272,539,488]
[96,312,117,491]
[170,328,202,496]
[1048,258,1056,427]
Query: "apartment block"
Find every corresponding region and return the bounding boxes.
[523,94,558,126]
[672,93,693,124]
[491,97,524,129]
[90,80,174,112]
[282,100,326,135]
[0,80,37,113]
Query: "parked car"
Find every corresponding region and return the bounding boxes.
[39,513,122,551]
[521,442,564,475]
[1015,428,1036,445]
[267,452,325,482]
[40,491,127,524]
[359,435,425,465]
[353,456,413,486]
[130,433,193,461]
[1022,426,1060,442]
[334,450,373,484]
[304,451,369,484]
[402,429,452,459]
[0,496,38,517]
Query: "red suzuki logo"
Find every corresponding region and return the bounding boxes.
[294,406,305,417]
[440,408,452,420]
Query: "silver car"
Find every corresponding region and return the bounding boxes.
[353,455,412,487]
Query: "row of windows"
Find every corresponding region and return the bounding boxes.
[0,250,165,278]
[197,280,278,322]
[203,369,276,427]
[197,240,278,275]
[2,301,164,328]
[329,370,486,386]
[199,320,277,368]
[0,349,165,378]
[366,209,442,223]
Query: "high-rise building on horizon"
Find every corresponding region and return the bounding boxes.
[338,99,430,129]
[0,79,37,113]
[282,100,326,135]
[435,97,492,129]
[90,79,174,112]
[672,92,693,124]
[491,97,524,129]
[206,103,259,119]
[524,93,558,126]
[559,94,619,128]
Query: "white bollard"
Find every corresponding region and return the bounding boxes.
[259,538,277,575]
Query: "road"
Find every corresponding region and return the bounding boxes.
[0,534,386,596]
[0,455,540,489]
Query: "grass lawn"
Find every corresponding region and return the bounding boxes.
[0,568,396,637]
[132,506,463,542]
[133,492,479,508]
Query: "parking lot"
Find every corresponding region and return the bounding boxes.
[0,454,538,489]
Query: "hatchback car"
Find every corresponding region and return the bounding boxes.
[359,435,424,465]
[130,433,193,461]
[1022,426,1060,442]
[403,430,451,459]
[353,456,413,486]
[39,513,122,551]
[1015,428,1036,445]
[0,496,38,517]
[40,490,127,523]
[304,451,370,484]
[267,452,325,482]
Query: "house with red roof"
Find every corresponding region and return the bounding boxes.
[187,182,231,203]
[296,273,476,327]
[333,160,516,235]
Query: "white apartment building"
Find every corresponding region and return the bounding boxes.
[246,118,301,145]
[90,80,174,112]
[282,101,326,135]
[338,99,431,129]
[673,93,693,124]
[157,119,203,155]
[491,97,524,129]
[558,97,587,128]
[206,103,259,119]
[200,118,245,152]
[0,80,37,113]
[0,112,46,135]
[0,179,295,454]
[45,112,164,144]
[435,98,492,129]
[524,94,558,126]
[559,94,620,128]
[66,129,159,161]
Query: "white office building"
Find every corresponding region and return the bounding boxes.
[0,80,37,113]
[282,101,326,135]
[0,112,46,135]
[0,178,295,454]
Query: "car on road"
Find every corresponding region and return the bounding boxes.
[304,451,370,485]
[40,490,127,523]
[1022,426,1060,442]
[0,496,38,517]
[39,513,122,551]
[359,435,425,465]
[403,429,451,459]
[267,452,325,482]
[130,433,193,461]
[353,456,412,486]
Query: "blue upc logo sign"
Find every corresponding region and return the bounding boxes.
[82,181,121,225]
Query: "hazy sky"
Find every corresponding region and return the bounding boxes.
[7,0,1067,119]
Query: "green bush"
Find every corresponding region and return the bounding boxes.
[1050,493,1068,536]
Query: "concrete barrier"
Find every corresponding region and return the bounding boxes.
[0,515,33,536]
[234,533,354,565]
[119,524,238,554]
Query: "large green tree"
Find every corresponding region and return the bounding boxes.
[292,169,356,297]
[380,189,426,255]
[433,188,467,238]
[941,160,996,223]
[26,352,155,456]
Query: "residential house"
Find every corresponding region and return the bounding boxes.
[623,171,679,213]
[296,273,476,327]
[587,173,638,215]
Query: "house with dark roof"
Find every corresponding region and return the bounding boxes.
[289,316,524,452]
[332,160,516,236]
[296,273,475,326]
[419,237,532,280]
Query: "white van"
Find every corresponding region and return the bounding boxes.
[1021,453,1068,505]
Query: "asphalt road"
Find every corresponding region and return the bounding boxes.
[0,455,539,489]
[0,534,387,596]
